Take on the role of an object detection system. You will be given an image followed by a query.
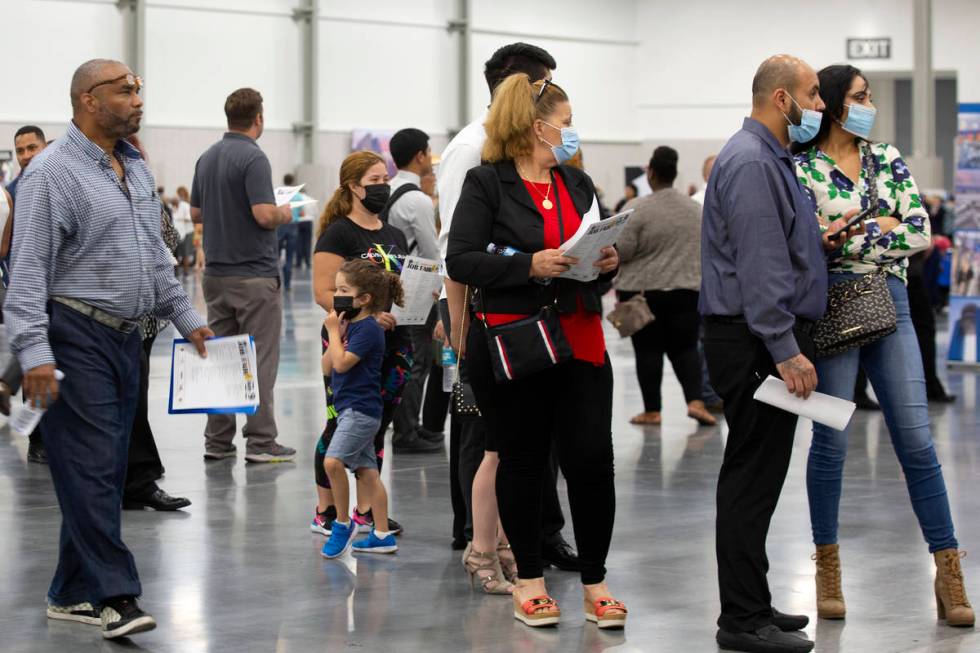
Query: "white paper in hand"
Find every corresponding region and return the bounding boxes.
[169,335,260,414]
[274,184,305,207]
[558,209,633,283]
[9,370,66,436]
[753,375,856,431]
[391,256,443,326]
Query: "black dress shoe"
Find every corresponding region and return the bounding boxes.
[854,394,880,411]
[928,390,957,403]
[27,442,48,465]
[392,432,444,454]
[541,534,582,572]
[771,609,809,632]
[123,488,192,511]
[416,427,445,444]
[716,625,814,652]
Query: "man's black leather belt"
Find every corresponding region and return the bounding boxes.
[52,296,140,334]
[705,314,816,335]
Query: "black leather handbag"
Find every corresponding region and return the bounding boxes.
[813,147,897,358]
[482,303,573,383]
[451,286,481,417]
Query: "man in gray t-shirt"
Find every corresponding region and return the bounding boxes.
[190,87,295,463]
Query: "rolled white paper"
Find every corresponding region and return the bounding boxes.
[753,375,856,431]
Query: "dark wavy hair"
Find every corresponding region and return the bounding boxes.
[792,64,868,154]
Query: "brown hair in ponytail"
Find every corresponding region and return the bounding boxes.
[338,259,404,313]
[317,150,386,236]
[482,73,568,163]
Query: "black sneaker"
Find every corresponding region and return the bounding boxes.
[716,625,814,652]
[100,597,156,639]
[354,508,403,536]
[771,609,809,632]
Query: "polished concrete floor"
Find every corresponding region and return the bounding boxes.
[0,273,978,653]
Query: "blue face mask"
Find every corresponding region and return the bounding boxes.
[782,94,823,143]
[839,103,876,139]
[542,122,580,164]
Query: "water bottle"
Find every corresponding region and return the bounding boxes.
[487,243,551,285]
[441,345,457,393]
[441,344,457,367]
[487,243,521,257]
[10,370,66,436]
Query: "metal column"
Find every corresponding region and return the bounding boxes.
[117,0,146,99]
[909,0,943,188]
[448,0,470,134]
[293,0,319,165]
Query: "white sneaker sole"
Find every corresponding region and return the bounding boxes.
[102,615,157,639]
[310,523,331,536]
[245,453,296,463]
[352,545,398,554]
[46,610,101,626]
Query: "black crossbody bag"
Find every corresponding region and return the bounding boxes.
[481,170,573,383]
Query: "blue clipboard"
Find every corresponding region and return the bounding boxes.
[168,335,259,415]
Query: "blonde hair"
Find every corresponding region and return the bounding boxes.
[318,150,386,236]
[482,74,569,163]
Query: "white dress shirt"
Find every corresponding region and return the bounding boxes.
[437,112,488,265]
[388,170,440,261]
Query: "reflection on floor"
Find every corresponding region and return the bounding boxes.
[0,273,978,653]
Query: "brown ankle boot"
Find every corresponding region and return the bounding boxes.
[934,549,975,627]
[812,544,846,619]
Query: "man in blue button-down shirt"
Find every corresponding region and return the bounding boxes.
[5,59,212,640]
[700,55,828,653]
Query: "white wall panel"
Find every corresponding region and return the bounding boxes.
[471,0,636,43]
[317,19,456,133]
[146,5,302,129]
[320,0,453,27]
[0,0,125,123]
[469,34,637,142]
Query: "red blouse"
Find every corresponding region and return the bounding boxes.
[480,173,606,366]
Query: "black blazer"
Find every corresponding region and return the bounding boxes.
[446,160,616,315]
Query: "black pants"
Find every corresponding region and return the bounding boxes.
[704,321,815,633]
[618,289,703,411]
[467,319,615,584]
[393,307,438,442]
[421,360,450,433]
[908,273,943,393]
[296,220,313,270]
[124,335,165,499]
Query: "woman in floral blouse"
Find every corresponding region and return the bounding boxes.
[794,65,972,627]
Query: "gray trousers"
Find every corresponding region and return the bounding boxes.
[202,275,282,454]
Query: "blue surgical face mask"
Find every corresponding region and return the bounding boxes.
[839,103,876,139]
[782,94,823,143]
[541,122,580,164]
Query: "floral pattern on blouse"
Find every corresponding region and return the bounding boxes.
[794,142,930,282]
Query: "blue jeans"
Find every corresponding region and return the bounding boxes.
[807,273,957,553]
[42,302,143,605]
[278,223,299,290]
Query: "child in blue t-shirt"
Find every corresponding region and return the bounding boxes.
[320,259,405,558]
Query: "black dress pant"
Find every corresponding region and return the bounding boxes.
[421,360,450,433]
[703,320,815,633]
[467,319,614,584]
[124,335,165,499]
[618,289,703,411]
[908,273,943,393]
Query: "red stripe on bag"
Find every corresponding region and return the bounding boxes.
[537,321,558,364]
[494,335,514,380]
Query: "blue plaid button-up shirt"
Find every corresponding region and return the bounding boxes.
[6,121,205,371]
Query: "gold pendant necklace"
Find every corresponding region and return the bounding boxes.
[517,163,553,209]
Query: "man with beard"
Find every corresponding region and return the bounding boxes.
[6,59,212,640]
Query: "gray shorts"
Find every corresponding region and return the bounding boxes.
[325,409,382,471]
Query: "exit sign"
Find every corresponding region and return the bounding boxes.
[847,38,892,59]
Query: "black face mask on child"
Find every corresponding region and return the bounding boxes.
[333,295,361,320]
